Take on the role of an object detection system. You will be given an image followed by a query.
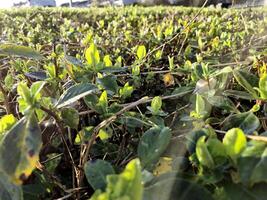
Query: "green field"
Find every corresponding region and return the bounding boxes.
[0,6,267,200]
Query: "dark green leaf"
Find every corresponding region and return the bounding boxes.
[84,159,115,191]
[56,83,98,108]
[223,90,254,100]
[138,126,171,168]
[97,75,118,94]
[222,112,260,134]
[65,55,84,67]
[233,70,258,98]
[61,108,79,129]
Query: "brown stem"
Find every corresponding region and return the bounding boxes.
[40,106,79,187]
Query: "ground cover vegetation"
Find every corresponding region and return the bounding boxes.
[0,6,267,200]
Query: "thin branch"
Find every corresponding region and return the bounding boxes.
[40,106,79,182]
[77,89,193,186]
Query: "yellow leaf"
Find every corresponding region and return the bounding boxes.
[163,73,175,87]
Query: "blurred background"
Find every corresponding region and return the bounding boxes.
[1,0,266,8]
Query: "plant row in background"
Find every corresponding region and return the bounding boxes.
[0,6,267,200]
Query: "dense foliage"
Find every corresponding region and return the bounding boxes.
[0,6,267,200]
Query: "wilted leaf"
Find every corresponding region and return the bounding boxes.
[85,160,115,191]
[56,83,98,108]
[163,73,175,87]
[0,113,42,184]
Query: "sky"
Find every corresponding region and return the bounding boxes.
[0,1,13,8]
[0,0,73,8]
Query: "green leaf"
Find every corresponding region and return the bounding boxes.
[103,55,112,67]
[85,43,100,67]
[223,90,254,100]
[0,114,17,135]
[30,81,46,102]
[61,108,79,129]
[222,112,260,134]
[223,128,247,162]
[0,44,44,60]
[65,55,84,67]
[84,159,115,191]
[206,138,227,166]
[4,74,14,90]
[186,129,209,154]
[97,75,118,94]
[259,73,267,99]
[119,82,134,99]
[99,67,126,73]
[233,70,258,98]
[137,45,146,60]
[75,126,94,145]
[0,171,23,200]
[138,126,171,168]
[195,94,211,118]
[207,95,236,112]
[195,136,214,169]
[150,96,162,115]
[0,113,42,184]
[56,83,98,108]
[17,82,32,105]
[98,129,111,141]
[97,91,108,114]
[171,86,194,95]
[90,159,143,200]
